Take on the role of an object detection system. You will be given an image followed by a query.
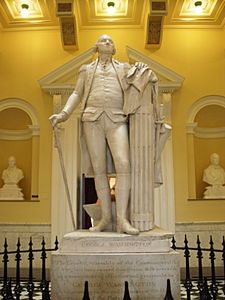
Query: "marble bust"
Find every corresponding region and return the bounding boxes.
[203,153,225,199]
[0,156,24,200]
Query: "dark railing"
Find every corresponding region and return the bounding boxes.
[172,234,225,299]
[0,237,58,300]
[82,280,174,300]
[2,234,224,299]
[0,235,174,299]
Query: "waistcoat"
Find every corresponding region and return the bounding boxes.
[82,62,127,123]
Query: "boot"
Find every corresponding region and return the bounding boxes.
[89,175,112,232]
[115,174,139,235]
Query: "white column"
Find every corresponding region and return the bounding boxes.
[186,123,198,199]
[130,107,154,231]
[30,136,39,199]
[51,94,80,243]
[154,92,175,233]
[28,125,40,200]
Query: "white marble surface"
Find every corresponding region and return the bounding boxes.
[0,185,24,200]
[203,153,225,199]
[51,228,180,299]
[60,228,173,253]
[52,250,180,300]
[0,156,24,200]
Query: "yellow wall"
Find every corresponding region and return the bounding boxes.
[163,29,225,222]
[0,30,63,224]
[0,24,224,224]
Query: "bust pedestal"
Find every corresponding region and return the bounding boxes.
[51,228,180,300]
[203,185,225,199]
[0,184,24,200]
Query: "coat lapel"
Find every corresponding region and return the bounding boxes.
[112,60,123,82]
[85,59,98,94]
[81,59,98,110]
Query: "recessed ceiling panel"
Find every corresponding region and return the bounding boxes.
[0,0,58,28]
[10,0,43,19]
[164,0,225,27]
[75,0,147,28]
[180,0,215,17]
[95,0,128,16]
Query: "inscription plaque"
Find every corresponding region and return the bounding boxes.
[52,252,180,299]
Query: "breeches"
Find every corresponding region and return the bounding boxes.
[83,113,130,177]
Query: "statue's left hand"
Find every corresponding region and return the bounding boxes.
[134,61,148,69]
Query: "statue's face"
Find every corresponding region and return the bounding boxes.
[96,35,115,55]
[210,153,219,165]
[8,156,16,167]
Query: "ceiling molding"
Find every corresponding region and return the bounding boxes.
[0,128,40,140]
[0,0,224,32]
[0,25,60,32]
[186,123,225,139]
[145,0,168,49]
[194,126,225,139]
[164,24,225,29]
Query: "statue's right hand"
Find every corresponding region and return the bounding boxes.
[49,112,68,128]
[49,114,59,128]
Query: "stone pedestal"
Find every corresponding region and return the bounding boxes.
[0,184,24,200]
[51,228,180,300]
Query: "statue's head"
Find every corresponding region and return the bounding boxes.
[210,153,220,165]
[8,156,16,167]
[94,34,116,56]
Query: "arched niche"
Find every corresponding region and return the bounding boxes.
[0,98,40,201]
[186,95,225,199]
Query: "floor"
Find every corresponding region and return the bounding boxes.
[0,281,45,299]
[1,280,225,299]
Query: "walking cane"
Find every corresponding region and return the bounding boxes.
[52,124,76,231]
